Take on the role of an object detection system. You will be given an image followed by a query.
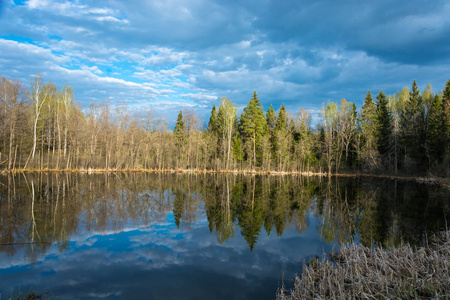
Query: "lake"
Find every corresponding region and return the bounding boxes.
[0,173,448,299]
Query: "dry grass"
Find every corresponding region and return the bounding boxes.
[0,168,328,177]
[278,231,450,299]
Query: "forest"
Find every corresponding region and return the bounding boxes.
[1,74,449,176]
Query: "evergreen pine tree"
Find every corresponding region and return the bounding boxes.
[426,94,444,165]
[410,80,422,114]
[400,80,427,172]
[348,102,358,167]
[266,104,276,135]
[375,90,392,165]
[208,105,219,134]
[275,104,288,131]
[442,79,450,154]
[217,105,225,137]
[266,104,277,165]
[240,91,268,169]
[174,110,185,147]
[273,104,289,170]
[359,91,378,169]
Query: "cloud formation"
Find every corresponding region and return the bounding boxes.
[0,0,449,125]
[0,211,334,299]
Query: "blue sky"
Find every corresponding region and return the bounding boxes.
[1,0,449,125]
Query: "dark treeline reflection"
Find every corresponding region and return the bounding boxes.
[0,173,448,262]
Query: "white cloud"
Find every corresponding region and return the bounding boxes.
[26,0,115,17]
[180,93,217,102]
[26,0,49,9]
[239,40,251,48]
[81,65,103,75]
[95,16,129,24]
[141,48,188,66]
[0,38,69,65]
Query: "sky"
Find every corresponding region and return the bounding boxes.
[1,0,450,126]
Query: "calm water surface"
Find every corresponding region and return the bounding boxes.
[0,173,448,299]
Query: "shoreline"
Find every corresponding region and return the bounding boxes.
[1,168,449,188]
[0,167,327,176]
[277,231,450,299]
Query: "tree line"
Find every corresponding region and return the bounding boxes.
[1,74,449,175]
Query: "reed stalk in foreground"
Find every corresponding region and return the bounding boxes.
[278,231,450,299]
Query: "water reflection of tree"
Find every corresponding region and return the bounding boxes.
[0,173,448,261]
[215,176,235,243]
[172,174,202,229]
[316,177,356,245]
[313,177,450,248]
[205,175,317,250]
[235,176,265,251]
[0,175,23,256]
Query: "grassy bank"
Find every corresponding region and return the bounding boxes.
[277,231,450,299]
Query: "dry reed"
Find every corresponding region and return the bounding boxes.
[278,231,450,299]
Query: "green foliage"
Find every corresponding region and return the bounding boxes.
[266,104,276,135]
[360,91,376,138]
[426,94,444,165]
[240,91,268,168]
[275,104,288,131]
[400,81,427,172]
[422,83,434,112]
[442,79,450,154]
[375,90,392,161]
[358,91,378,169]
[236,177,265,251]
[174,110,186,147]
[232,131,244,163]
[272,104,291,170]
[208,105,219,134]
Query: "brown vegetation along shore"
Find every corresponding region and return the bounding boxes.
[277,231,450,300]
[0,167,328,176]
[2,168,449,189]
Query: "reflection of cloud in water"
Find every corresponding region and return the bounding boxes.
[0,214,333,300]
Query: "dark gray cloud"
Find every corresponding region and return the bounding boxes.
[252,0,450,65]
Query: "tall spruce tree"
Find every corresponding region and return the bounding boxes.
[275,104,288,131]
[400,80,426,172]
[359,91,378,169]
[442,80,450,154]
[208,105,219,134]
[273,104,289,170]
[426,94,444,166]
[266,104,277,168]
[174,110,186,146]
[240,91,268,169]
[375,90,392,166]
[441,79,450,175]
[266,104,276,135]
[347,102,358,167]
[174,110,186,168]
